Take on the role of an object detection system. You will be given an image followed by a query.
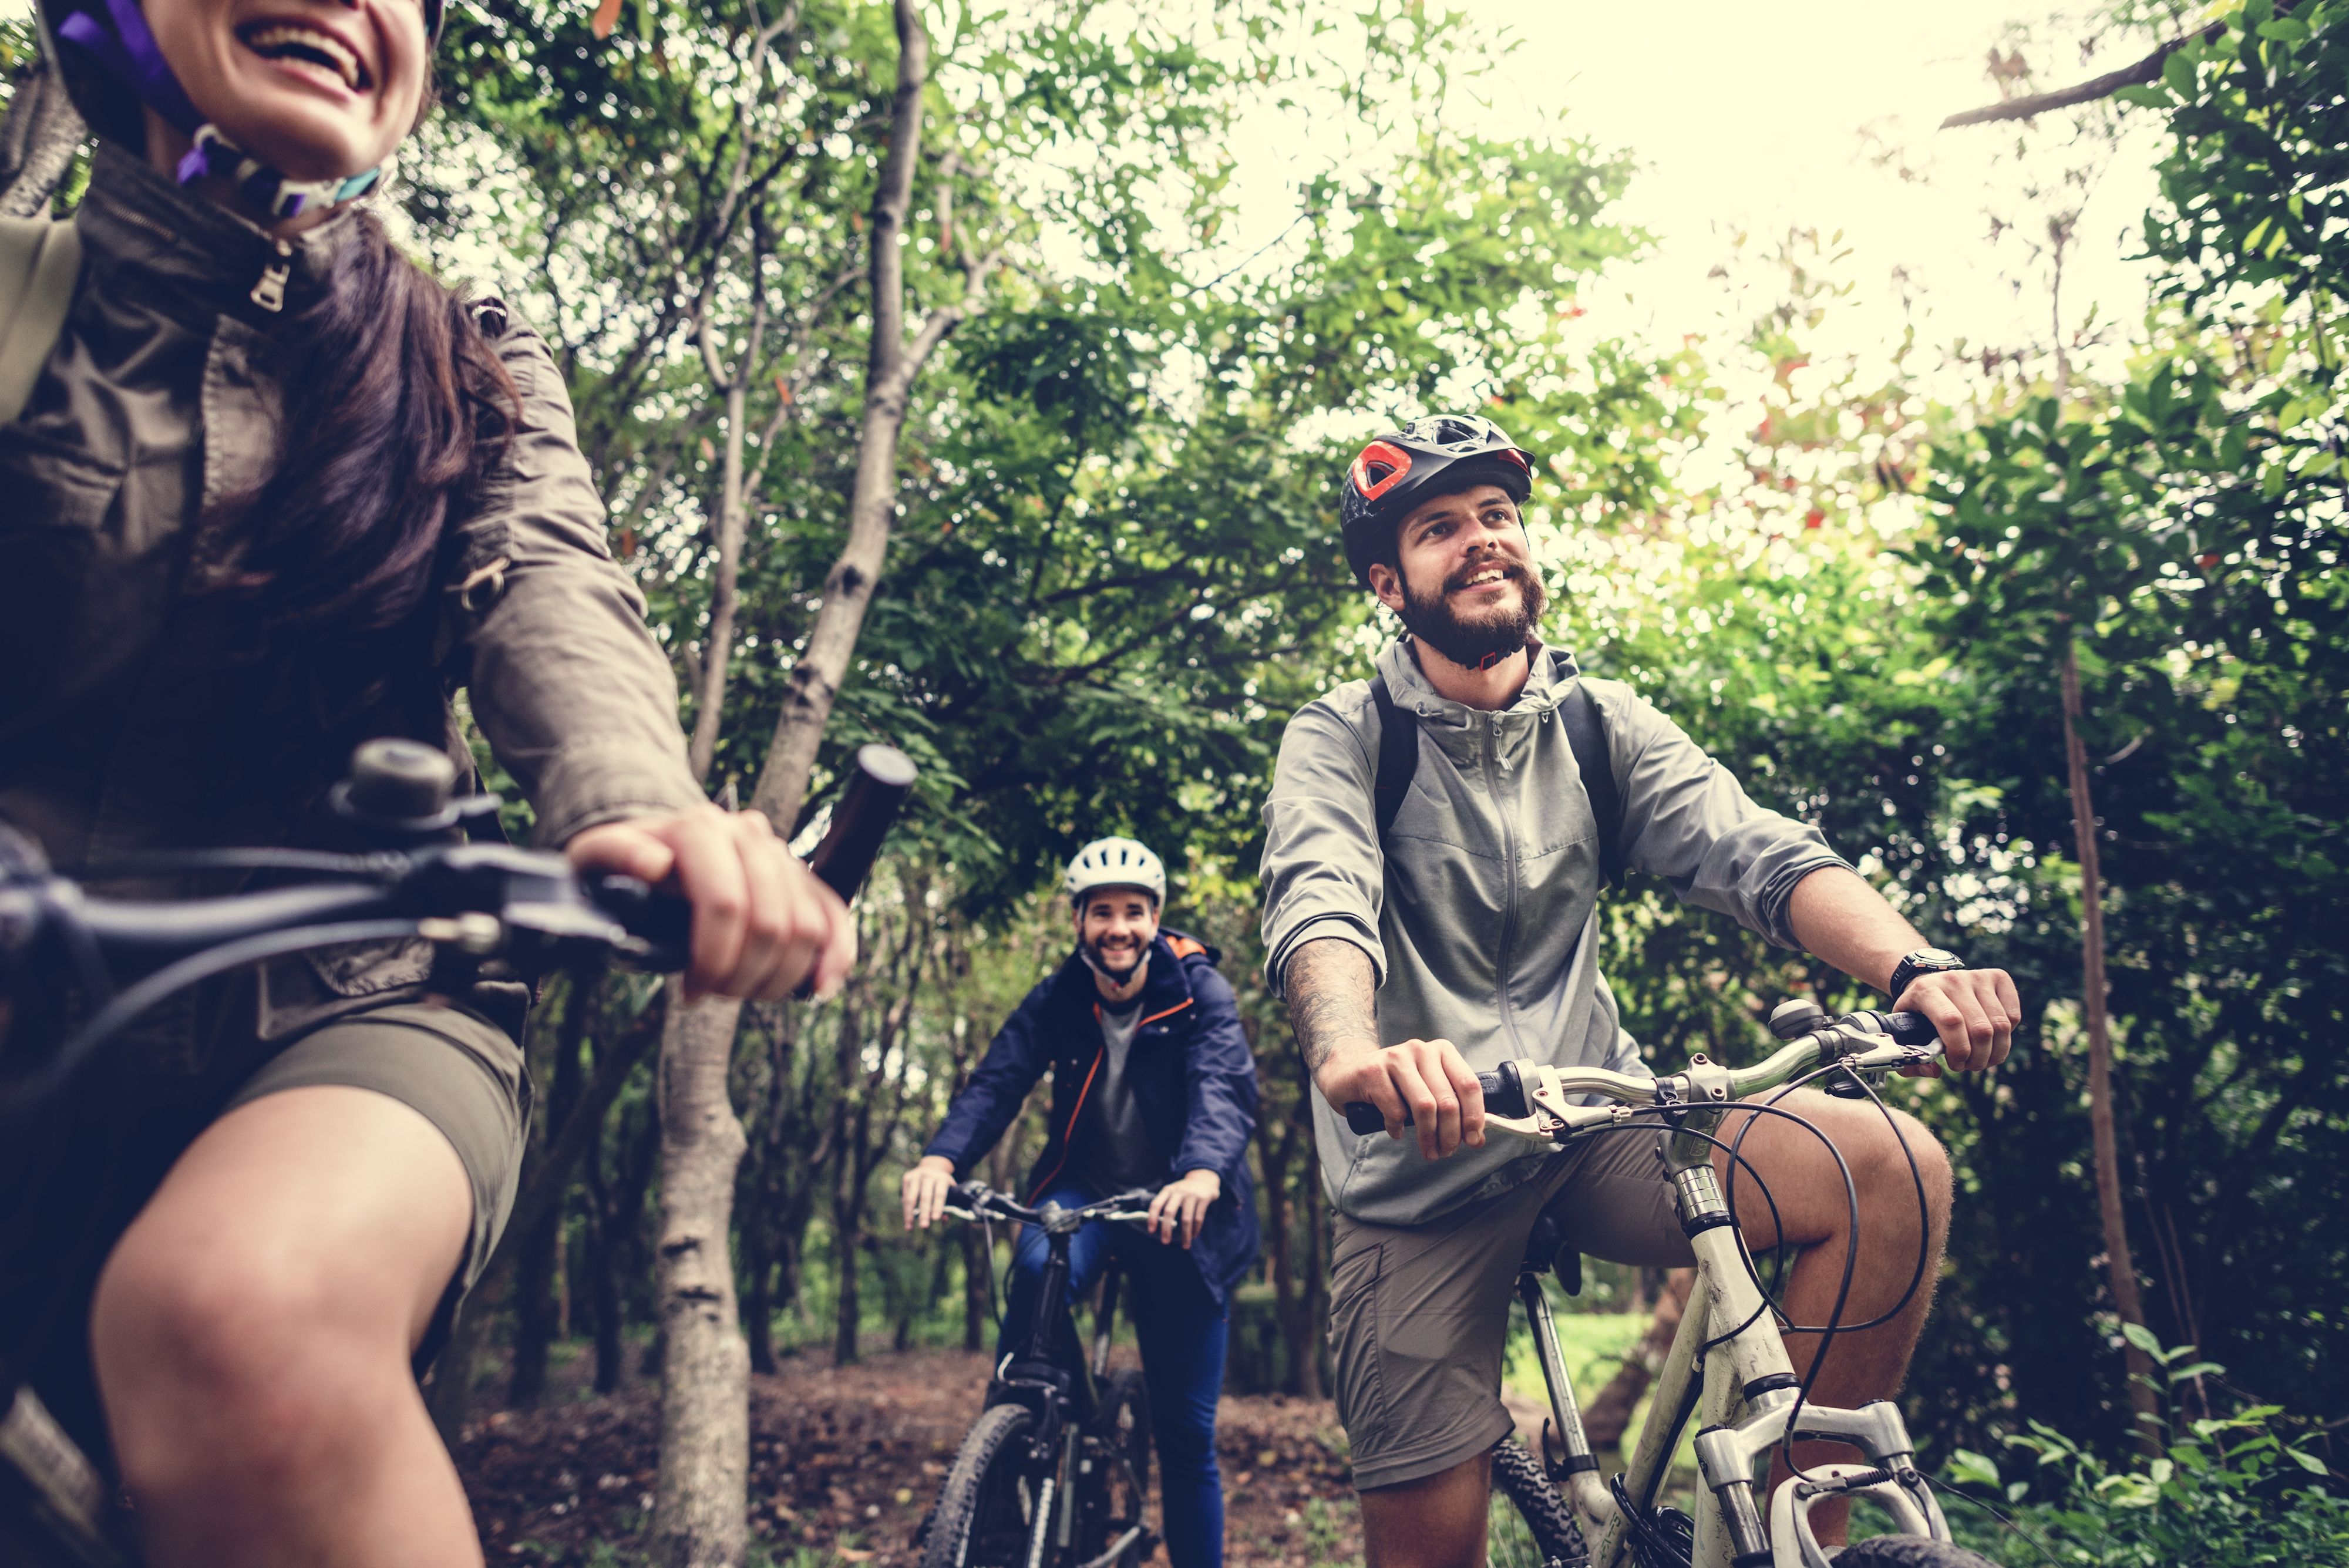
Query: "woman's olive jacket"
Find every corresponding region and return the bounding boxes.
[0,145,706,1043]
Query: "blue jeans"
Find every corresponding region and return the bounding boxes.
[1000,1183,1229,1568]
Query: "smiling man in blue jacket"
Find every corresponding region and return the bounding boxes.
[903,836,1261,1568]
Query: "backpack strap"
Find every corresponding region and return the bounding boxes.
[1367,674,1418,839]
[1369,661,1624,886]
[0,215,82,426]
[1559,679,1624,888]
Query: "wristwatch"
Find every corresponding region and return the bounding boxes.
[1888,947,1967,998]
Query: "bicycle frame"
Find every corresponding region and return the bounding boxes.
[1503,1028,1958,1568]
[954,1190,1150,1568]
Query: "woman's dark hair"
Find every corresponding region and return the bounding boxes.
[226,203,521,742]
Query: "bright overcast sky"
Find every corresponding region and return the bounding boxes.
[1200,0,2168,401]
[3,0,2168,388]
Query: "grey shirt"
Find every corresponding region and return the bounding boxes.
[1257,638,1851,1226]
[1068,994,1163,1196]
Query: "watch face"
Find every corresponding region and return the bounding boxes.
[1909,948,1964,968]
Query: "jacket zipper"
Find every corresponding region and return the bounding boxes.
[1024,1039,1106,1202]
[1485,711,1528,1055]
[251,239,292,312]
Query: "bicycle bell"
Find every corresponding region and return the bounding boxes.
[1768,998,1828,1040]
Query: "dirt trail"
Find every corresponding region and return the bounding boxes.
[456,1347,1362,1566]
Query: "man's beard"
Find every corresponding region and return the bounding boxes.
[1083,932,1148,980]
[1394,557,1549,669]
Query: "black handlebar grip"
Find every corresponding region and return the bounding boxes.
[1344,1063,1525,1135]
[1882,1010,1939,1047]
[805,745,918,902]
[587,873,693,973]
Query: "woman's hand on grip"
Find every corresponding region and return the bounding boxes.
[567,805,855,1002]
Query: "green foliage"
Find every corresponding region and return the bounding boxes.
[1941,1346,2349,1566]
[387,0,2349,1486]
[2125,0,2349,336]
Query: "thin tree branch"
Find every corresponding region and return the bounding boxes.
[1940,9,2279,129]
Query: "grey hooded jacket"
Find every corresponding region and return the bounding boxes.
[1258,637,1852,1226]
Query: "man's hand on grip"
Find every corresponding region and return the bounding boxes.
[1314,1037,1485,1160]
[901,1155,957,1230]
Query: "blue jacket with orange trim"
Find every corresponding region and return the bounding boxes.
[923,928,1261,1306]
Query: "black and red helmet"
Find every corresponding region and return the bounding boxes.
[1339,414,1537,586]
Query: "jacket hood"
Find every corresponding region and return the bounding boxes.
[1375,634,1581,730]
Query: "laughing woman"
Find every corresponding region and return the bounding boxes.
[0,2,853,1564]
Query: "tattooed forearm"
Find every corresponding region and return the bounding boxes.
[1284,938,1380,1075]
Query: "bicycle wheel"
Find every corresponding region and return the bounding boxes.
[1077,1369,1152,1567]
[918,1403,1045,1568]
[1833,1537,1999,1567]
[1489,1437,1588,1567]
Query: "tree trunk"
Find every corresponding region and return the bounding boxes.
[427,1259,510,1446]
[1298,1156,1328,1399]
[1583,1268,1694,1451]
[2062,641,2163,1454]
[647,3,962,1552]
[585,1127,627,1394]
[687,289,768,784]
[649,994,753,1568]
[961,1223,988,1351]
[1260,1108,1321,1398]
[830,1011,870,1368]
[832,1212,862,1366]
[509,1207,562,1411]
[513,985,594,1409]
[0,62,85,218]
[744,1253,779,1376]
[745,0,947,842]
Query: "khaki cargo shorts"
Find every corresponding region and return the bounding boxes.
[223,998,531,1364]
[1328,1131,1694,1491]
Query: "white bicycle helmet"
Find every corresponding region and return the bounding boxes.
[1065,837,1166,907]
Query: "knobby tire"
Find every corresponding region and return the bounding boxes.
[1490,1437,1589,1567]
[918,1403,1041,1568]
[1832,1537,1999,1567]
[1079,1370,1152,1567]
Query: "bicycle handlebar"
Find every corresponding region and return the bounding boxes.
[941,1181,1159,1230]
[0,741,918,1105]
[1340,1010,1941,1137]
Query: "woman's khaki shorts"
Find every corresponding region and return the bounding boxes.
[1328,1132,1695,1492]
[222,998,531,1364]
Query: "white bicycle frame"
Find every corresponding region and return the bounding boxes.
[1496,1026,1958,1568]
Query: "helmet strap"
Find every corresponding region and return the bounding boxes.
[179,124,385,220]
[59,0,387,221]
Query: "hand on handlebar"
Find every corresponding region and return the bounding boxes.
[568,805,855,1003]
[1890,967,2021,1073]
[1147,1169,1220,1249]
[901,1154,958,1230]
[1315,1037,1486,1160]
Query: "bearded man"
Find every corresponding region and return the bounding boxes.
[1255,414,2018,1567]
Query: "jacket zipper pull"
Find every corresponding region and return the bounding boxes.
[251,240,292,312]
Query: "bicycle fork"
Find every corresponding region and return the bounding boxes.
[1594,1084,1953,1568]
